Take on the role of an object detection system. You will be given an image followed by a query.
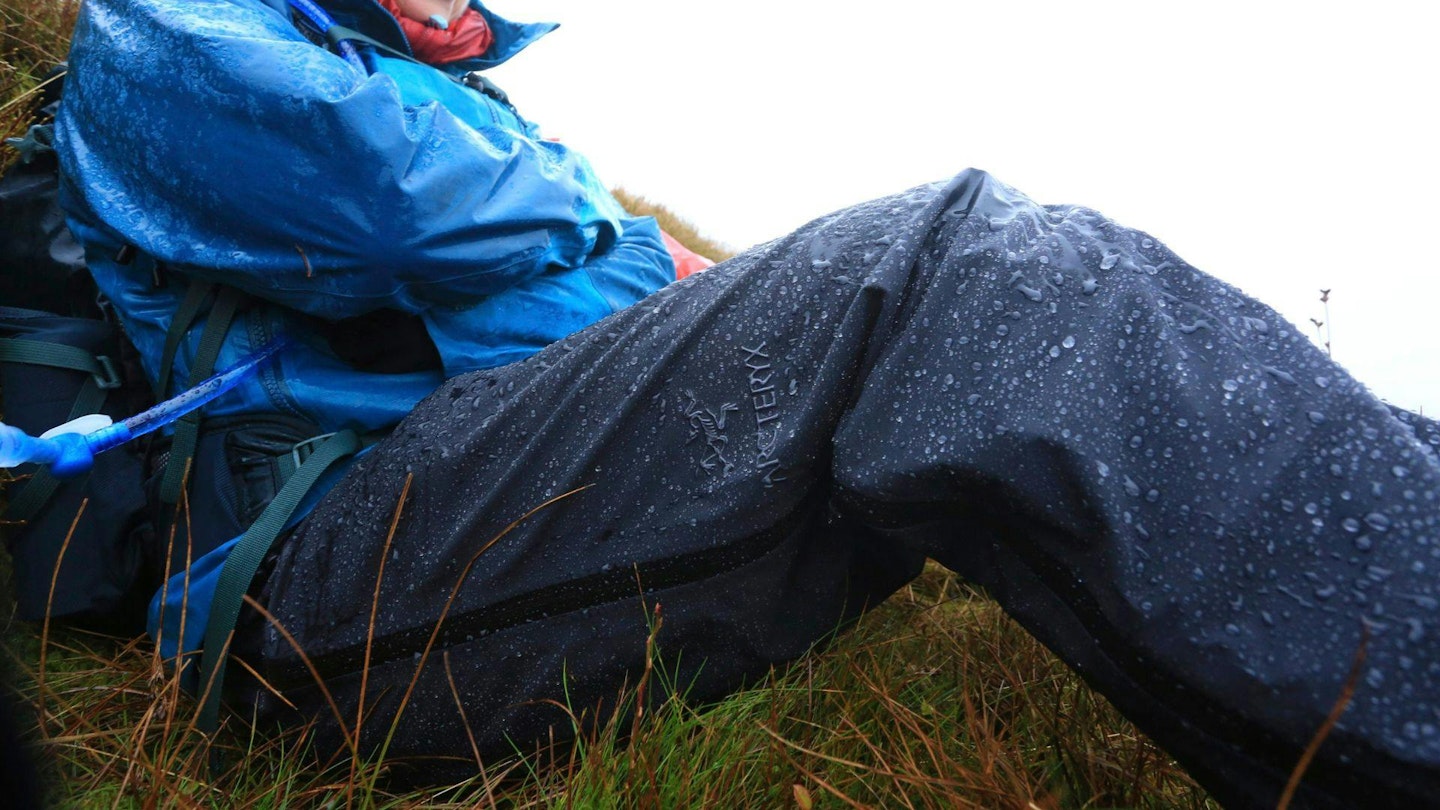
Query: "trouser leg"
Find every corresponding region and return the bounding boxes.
[241,175,951,774]
[824,175,1440,809]
[240,170,1438,807]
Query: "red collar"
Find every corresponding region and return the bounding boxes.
[378,0,495,65]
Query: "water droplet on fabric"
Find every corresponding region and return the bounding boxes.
[1364,512,1392,533]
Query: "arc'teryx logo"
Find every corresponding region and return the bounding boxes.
[683,390,738,475]
[742,342,786,487]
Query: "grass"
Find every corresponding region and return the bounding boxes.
[0,0,76,173]
[610,188,736,263]
[3,562,1213,808]
[1,6,1214,808]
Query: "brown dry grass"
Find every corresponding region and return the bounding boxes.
[2,560,1215,808]
[611,187,737,262]
[0,0,76,173]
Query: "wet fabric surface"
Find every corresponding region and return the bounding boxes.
[239,170,1439,808]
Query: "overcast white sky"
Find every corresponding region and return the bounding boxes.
[488,0,1438,414]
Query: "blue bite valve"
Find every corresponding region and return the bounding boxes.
[0,423,60,469]
[44,431,96,478]
[0,421,94,478]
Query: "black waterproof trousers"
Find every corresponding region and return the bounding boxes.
[237,171,1440,809]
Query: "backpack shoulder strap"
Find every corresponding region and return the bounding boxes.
[193,428,362,734]
[158,284,245,505]
[326,24,513,106]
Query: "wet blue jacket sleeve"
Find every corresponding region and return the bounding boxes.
[55,0,638,320]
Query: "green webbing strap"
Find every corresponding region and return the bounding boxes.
[327,24,415,64]
[194,429,360,734]
[2,376,110,522]
[0,336,117,522]
[159,286,243,504]
[155,280,216,401]
[0,338,115,381]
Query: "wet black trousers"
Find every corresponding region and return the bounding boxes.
[237,171,1439,808]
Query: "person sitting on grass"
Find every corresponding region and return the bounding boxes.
[30,0,1440,806]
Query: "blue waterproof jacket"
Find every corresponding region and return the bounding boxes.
[55,0,675,434]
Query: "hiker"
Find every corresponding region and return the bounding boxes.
[5,0,1436,807]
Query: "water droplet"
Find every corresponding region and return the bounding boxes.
[1081,278,1099,294]
[1062,335,1076,349]
[1364,512,1392,533]
[1222,379,1239,392]
[1100,253,1119,270]
[1341,517,1362,533]
[1049,345,1062,358]
[1406,618,1424,642]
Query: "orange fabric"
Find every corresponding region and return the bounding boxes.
[378,0,495,65]
[660,230,715,280]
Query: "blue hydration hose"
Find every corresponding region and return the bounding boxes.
[285,0,367,71]
[0,338,290,478]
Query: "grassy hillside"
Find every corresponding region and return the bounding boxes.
[0,1,75,173]
[610,187,736,262]
[0,8,1215,808]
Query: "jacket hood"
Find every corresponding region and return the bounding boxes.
[263,0,557,70]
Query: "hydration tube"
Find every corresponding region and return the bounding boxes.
[0,338,290,478]
[285,0,367,71]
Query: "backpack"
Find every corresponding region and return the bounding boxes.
[1,66,158,632]
[2,67,378,656]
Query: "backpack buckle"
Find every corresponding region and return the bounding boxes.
[461,71,509,105]
[92,354,122,390]
[291,432,339,469]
